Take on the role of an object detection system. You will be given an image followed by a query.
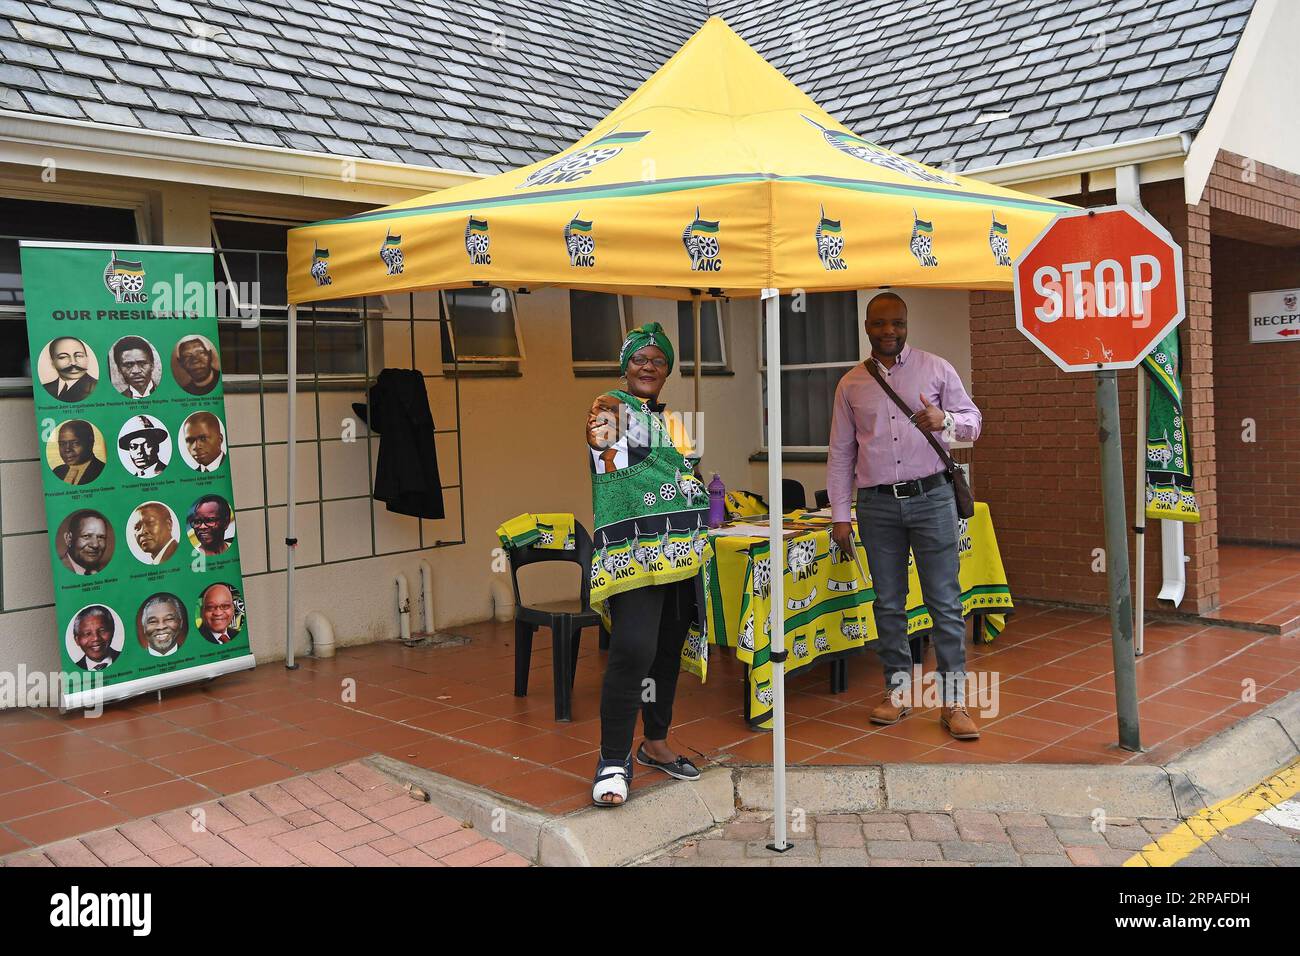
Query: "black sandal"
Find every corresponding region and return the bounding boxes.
[635,743,700,781]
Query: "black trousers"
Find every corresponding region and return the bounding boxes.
[600,578,693,761]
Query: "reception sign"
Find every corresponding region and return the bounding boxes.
[20,241,254,710]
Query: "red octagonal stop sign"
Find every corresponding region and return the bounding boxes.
[1013,205,1185,372]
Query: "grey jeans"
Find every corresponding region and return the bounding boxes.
[856,479,967,704]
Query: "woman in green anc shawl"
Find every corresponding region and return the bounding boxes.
[585,322,710,807]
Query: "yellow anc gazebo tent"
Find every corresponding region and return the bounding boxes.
[286,16,1071,848]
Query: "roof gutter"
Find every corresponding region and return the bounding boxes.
[961,132,1190,197]
[0,111,483,204]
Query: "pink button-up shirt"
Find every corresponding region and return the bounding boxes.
[826,344,981,523]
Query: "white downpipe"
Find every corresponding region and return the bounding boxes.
[692,292,702,414]
[285,303,298,669]
[1116,165,1147,656]
[305,611,336,659]
[489,577,515,623]
[395,573,412,642]
[1135,370,1147,656]
[1158,521,1187,606]
[764,289,790,852]
[418,560,435,634]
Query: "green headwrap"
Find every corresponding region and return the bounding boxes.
[619,322,675,374]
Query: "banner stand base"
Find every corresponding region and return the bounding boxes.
[59,654,256,713]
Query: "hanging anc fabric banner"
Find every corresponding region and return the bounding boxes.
[20,242,255,711]
[1143,329,1200,522]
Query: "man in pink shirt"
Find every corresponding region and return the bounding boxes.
[828,292,983,740]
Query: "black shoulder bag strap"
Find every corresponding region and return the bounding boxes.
[865,359,975,518]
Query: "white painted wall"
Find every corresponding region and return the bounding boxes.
[0,171,973,706]
[744,287,976,503]
[0,168,758,701]
[1187,0,1299,202]
[1219,0,1300,175]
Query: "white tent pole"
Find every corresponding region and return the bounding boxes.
[285,302,299,670]
[763,288,790,852]
[692,292,702,415]
[1116,165,1145,657]
[1134,371,1147,657]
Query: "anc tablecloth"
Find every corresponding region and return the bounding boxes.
[704,503,1012,729]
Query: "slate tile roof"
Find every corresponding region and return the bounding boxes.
[716,0,1257,170]
[0,0,1256,175]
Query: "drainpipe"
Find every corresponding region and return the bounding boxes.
[1116,164,1187,652]
[304,611,336,659]
[489,577,515,623]
[1115,165,1148,656]
[418,560,435,635]
[394,573,412,642]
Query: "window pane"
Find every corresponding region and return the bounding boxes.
[443,287,519,360]
[0,321,31,379]
[763,291,858,366]
[761,366,849,447]
[676,300,723,365]
[216,318,365,377]
[0,198,138,378]
[570,290,623,362]
[211,217,381,314]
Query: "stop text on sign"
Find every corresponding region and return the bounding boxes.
[1031,255,1162,326]
[1012,204,1185,372]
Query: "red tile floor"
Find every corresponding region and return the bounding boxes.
[1,599,1297,860]
[1205,543,1300,636]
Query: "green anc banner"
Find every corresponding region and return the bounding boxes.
[20,242,254,711]
[1143,329,1200,523]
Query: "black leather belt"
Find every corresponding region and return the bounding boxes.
[863,470,952,499]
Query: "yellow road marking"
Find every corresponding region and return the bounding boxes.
[1125,760,1300,867]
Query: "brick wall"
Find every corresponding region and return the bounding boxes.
[970,179,1220,613]
[1204,151,1300,546]
[1205,150,1300,235]
[1211,236,1300,544]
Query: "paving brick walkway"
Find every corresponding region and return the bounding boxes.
[640,809,1300,867]
[0,762,528,868]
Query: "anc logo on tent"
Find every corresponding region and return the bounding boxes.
[310,243,332,286]
[815,206,847,271]
[564,211,595,267]
[518,129,650,189]
[909,209,938,268]
[103,252,147,303]
[803,116,957,185]
[465,216,491,265]
[682,207,721,272]
[988,212,1010,267]
[379,229,404,275]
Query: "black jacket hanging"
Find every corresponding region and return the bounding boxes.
[355,368,445,520]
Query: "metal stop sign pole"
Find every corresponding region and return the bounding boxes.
[1095,369,1142,752]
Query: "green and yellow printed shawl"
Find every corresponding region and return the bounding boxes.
[588,390,712,672]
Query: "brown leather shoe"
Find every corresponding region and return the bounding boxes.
[869,692,911,725]
[941,704,980,740]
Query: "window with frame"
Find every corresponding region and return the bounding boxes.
[676,299,726,372]
[569,290,628,370]
[0,196,141,382]
[211,215,377,379]
[439,286,523,368]
[760,291,859,450]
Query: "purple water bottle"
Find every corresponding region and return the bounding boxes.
[708,473,727,528]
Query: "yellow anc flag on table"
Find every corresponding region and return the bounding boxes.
[495,513,578,551]
[705,505,1012,728]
